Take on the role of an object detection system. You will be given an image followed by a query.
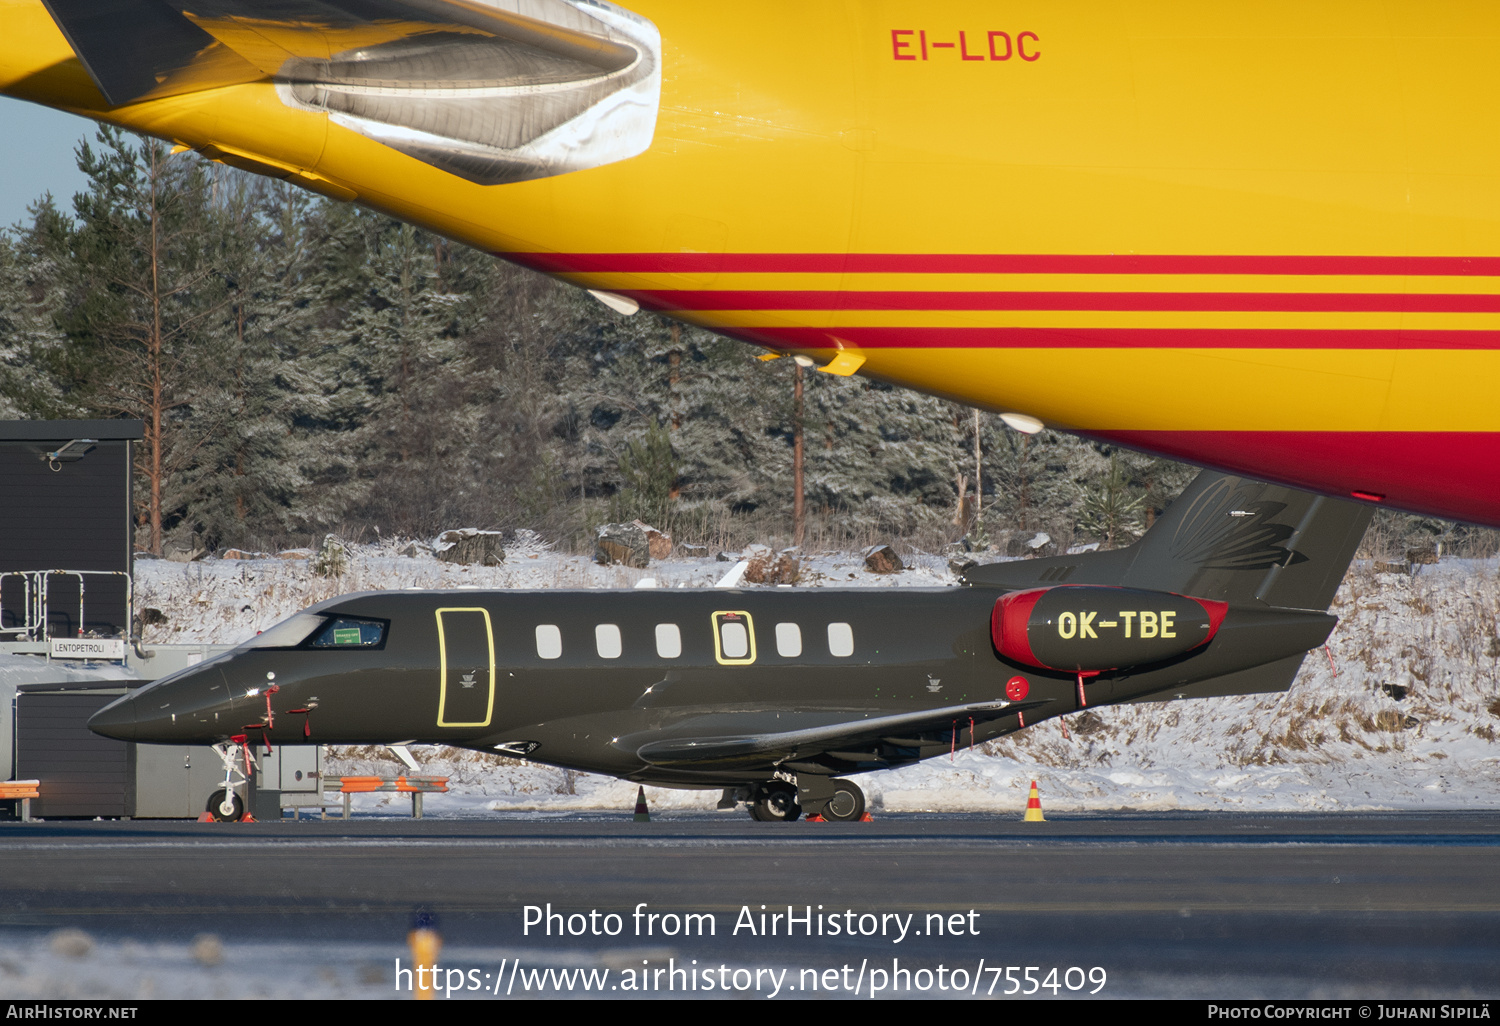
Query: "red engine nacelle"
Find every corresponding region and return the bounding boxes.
[992,586,1229,673]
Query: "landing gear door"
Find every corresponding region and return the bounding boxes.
[436,608,495,728]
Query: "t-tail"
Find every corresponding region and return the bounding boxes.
[965,470,1373,701]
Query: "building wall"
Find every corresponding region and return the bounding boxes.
[0,424,138,638]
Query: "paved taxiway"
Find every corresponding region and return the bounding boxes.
[2,812,1498,997]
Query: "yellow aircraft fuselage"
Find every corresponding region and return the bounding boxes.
[3,1,1498,523]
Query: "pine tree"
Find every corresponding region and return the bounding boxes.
[1076,453,1145,548]
[171,173,338,549]
[0,197,75,419]
[59,127,234,554]
[310,211,496,536]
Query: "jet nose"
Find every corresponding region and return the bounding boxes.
[88,693,138,741]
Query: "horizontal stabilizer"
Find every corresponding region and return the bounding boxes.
[1127,653,1308,703]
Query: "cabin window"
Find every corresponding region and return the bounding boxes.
[775,622,802,657]
[596,624,622,659]
[535,624,562,659]
[827,622,854,657]
[712,611,756,665]
[655,623,682,658]
[720,622,748,658]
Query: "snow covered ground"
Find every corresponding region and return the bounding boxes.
[122,537,1500,816]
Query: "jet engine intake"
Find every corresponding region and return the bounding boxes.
[276,0,661,185]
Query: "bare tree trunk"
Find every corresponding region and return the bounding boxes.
[147,147,165,555]
[1017,433,1030,532]
[793,361,805,547]
[668,325,682,430]
[234,302,246,524]
[973,408,982,519]
[668,325,682,501]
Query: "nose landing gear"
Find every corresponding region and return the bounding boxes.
[204,735,256,822]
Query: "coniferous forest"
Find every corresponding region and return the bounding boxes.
[0,128,1486,558]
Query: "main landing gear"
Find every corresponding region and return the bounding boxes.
[749,781,802,822]
[820,779,867,822]
[744,777,866,822]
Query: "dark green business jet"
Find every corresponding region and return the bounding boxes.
[89,470,1371,822]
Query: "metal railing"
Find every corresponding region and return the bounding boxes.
[0,570,133,642]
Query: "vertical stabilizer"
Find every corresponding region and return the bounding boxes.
[964,471,1372,610]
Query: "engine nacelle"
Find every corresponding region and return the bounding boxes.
[991,586,1229,673]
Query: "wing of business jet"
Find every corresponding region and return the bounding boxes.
[628,698,1046,771]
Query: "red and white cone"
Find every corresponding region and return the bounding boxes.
[1023,779,1046,822]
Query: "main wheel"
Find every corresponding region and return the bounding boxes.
[206,789,244,822]
[821,779,866,822]
[750,782,802,822]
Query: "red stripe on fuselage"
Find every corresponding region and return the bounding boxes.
[636,290,1500,313]
[512,253,1500,276]
[1092,430,1500,527]
[717,326,1500,350]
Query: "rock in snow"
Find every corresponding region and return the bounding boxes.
[433,528,506,567]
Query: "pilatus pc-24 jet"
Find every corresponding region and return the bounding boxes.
[90,471,1371,821]
[3,0,1500,524]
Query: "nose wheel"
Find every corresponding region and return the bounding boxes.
[206,789,245,822]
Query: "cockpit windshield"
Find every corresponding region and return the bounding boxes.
[306,616,386,648]
[243,612,327,650]
[243,612,389,650]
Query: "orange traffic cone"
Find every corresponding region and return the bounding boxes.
[1023,779,1046,822]
[859,812,873,822]
[633,786,650,822]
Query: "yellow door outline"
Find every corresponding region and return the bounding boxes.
[712,610,756,666]
[436,607,496,728]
